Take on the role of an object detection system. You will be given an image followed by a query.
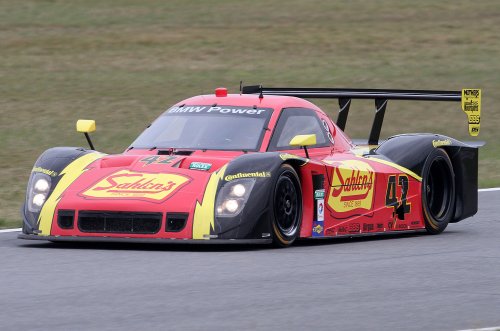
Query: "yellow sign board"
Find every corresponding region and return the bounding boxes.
[461,89,481,136]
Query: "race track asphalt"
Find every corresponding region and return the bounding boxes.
[1,191,499,331]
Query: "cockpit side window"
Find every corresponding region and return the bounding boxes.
[268,108,331,151]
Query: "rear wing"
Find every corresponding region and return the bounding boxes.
[241,85,481,145]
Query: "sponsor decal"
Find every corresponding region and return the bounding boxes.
[322,119,335,144]
[348,223,361,233]
[327,160,375,214]
[167,105,270,116]
[32,166,58,177]
[461,88,481,136]
[337,226,347,234]
[432,139,452,148]
[189,162,212,171]
[314,189,325,200]
[81,170,190,202]
[224,171,270,181]
[363,223,374,231]
[325,227,335,236]
[322,119,329,131]
[462,89,480,110]
[316,199,324,222]
[327,132,335,144]
[312,222,324,237]
[140,155,177,166]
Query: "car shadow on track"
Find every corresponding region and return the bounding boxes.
[295,230,430,247]
[15,230,448,252]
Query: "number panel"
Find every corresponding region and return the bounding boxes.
[319,155,425,238]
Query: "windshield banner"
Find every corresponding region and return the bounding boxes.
[166,105,272,117]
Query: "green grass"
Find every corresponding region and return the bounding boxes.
[1,0,499,228]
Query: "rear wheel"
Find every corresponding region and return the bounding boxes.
[422,148,455,234]
[271,164,302,247]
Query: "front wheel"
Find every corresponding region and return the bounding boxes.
[422,148,455,234]
[271,164,302,247]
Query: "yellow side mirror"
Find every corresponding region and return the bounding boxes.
[289,134,316,147]
[289,134,316,159]
[76,119,96,150]
[76,119,96,133]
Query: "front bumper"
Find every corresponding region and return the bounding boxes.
[18,233,272,245]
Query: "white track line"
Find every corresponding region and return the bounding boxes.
[457,327,500,331]
[0,228,22,233]
[479,187,500,192]
[1,188,499,233]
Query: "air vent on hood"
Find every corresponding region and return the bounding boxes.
[158,150,194,156]
[100,156,136,168]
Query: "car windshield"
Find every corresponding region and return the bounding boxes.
[130,105,273,151]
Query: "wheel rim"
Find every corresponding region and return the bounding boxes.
[274,173,300,236]
[426,157,452,221]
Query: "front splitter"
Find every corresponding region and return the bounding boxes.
[18,233,272,245]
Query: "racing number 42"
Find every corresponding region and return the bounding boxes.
[385,175,411,218]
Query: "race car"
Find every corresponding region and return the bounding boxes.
[19,86,482,247]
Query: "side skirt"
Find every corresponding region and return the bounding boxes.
[301,229,427,240]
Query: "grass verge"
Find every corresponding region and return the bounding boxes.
[1,0,499,228]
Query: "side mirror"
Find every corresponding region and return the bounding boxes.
[76,119,96,133]
[289,134,316,158]
[289,134,316,147]
[76,119,96,150]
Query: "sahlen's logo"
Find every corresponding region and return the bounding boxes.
[81,170,190,202]
[327,160,375,213]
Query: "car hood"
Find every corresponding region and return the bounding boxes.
[55,153,233,212]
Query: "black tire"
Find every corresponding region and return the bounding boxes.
[271,164,302,247]
[421,148,455,234]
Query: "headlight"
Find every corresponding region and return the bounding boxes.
[216,179,255,217]
[34,178,50,193]
[27,173,52,212]
[223,199,239,213]
[231,184,246,197]
[32,194,46,207]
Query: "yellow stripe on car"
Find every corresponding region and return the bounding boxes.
[192,165,227,240]
[37,153,103,236]
[363,157,422,182]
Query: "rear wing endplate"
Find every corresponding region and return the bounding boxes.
[241,86,481,145]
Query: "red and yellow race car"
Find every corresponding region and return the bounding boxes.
[19,86,481,247]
